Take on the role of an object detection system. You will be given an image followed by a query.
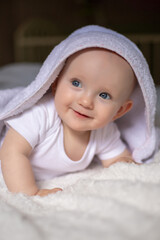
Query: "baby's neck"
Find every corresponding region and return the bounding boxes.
[62,124,90,161]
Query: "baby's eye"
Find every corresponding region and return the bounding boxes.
[72,79,82,88]
[99,92,111,100]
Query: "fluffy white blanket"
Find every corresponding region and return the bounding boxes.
[0,64,160,240]
[0,155,160,240]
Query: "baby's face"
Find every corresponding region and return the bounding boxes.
[54,48,135,132]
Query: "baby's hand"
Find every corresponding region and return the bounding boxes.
[101,149,140,168]
[36,188,62,197]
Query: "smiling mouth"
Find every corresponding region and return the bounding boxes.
[73,110,91,119]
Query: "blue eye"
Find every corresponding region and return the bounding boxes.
[72,80,82,88]
[99,92,111,100]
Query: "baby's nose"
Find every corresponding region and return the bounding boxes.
[78,93,94,109]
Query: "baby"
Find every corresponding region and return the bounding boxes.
[0,48,136,196]
[0,25,158,197]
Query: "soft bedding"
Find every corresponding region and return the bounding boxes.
[0,153,160,240]
[0,63,160,240]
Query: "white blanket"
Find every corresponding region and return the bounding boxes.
[0,153,160,240]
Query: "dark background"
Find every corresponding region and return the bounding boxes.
[0,0,160,67]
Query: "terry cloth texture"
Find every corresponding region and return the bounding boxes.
[0,25,159,163]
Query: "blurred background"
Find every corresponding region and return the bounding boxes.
[0,0,160,84]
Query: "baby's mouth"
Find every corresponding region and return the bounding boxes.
[73,110,91,118]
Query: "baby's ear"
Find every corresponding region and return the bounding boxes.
[112,100,133,121]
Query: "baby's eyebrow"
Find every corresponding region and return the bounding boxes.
[99,86,112,94]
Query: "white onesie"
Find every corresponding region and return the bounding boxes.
[3,93,126,181]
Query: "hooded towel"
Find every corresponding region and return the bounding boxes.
[0,25,159,163]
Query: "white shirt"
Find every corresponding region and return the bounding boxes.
[4,93,126,181]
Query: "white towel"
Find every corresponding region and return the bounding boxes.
[0,25,159,163]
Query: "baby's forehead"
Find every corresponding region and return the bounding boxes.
[67,47,114,61]
[65,48,135,77]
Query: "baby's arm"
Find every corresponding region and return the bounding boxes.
[0,128,62,196]
[101,149,135,168]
